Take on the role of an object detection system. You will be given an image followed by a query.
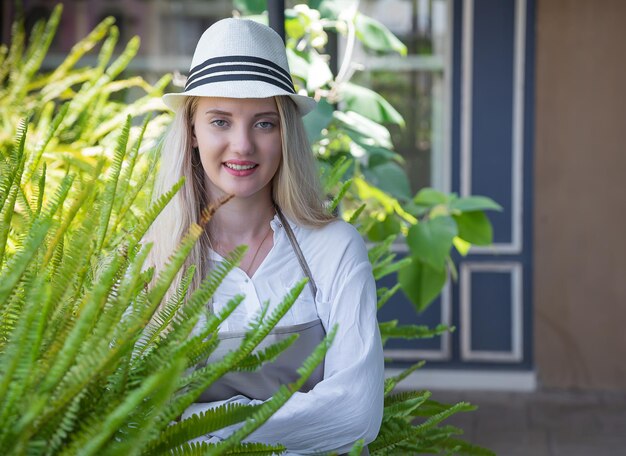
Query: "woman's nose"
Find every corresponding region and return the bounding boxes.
[230,127,254,155]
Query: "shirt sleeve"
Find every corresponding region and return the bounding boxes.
[211,260,385,453]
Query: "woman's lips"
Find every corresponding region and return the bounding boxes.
[223,160,258,176]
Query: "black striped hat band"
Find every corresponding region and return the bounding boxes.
[184,55,296,94]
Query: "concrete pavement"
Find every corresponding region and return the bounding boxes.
[428,389,626,455]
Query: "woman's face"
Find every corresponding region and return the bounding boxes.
[192,97,282,202]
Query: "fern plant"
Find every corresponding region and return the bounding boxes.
[0,111,333,455]
[0,8,331,455]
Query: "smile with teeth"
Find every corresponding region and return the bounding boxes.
[224,162,257,170]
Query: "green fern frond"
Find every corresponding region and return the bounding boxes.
[379,322,451,345]
[132,264,196,358]
[171,296,244,386]
[368,416,415,454]
[148,402,263,454]
[44,207,97,320]
[347,203,366,225]
[383,390,431,419]
[347,439,365,456]
[372,256,411,281]
[329,178,353,213]
[169,441,217,456]
[105,35,140,81]
[173,295,245,371]
[207,326,337,453]
[142,224,203,318]
[32,162,46,218]
[40,68,96,103]
[160,245,246,340]
[221,442,286,455]
[376,284,400,310]
[384,390,430,408]
[96,115,131,250]
[183,332,220,369]
[0,216,52,308]
[384,361,426,396]
[126,178,184,251]
[39,248,125,400]
[0,276,50,430]
[46,390,85,455]
[160,281,306,426]
[6,5,61,104]
[411,399,476,418]
[24,103,69,185]
[63,358,184,456]
[96,24,118,72]
[411,401,476,436]
[41,210,99,357]
[92,94,165,141]
[367,234,397,265]
[42,179,94,266]
[322,155,353,194]
[3,14,25,87]
[40,16,115,88]
[112,113,151,220]
[139,283,244,396]
[91,243,153,348]
[0,119,28,265]
[38,173,76,229]
[235,333,299,372]
[58,25,119,131]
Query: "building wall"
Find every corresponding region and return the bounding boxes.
[534,0,626,389]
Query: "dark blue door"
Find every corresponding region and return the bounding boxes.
[379,0,535,388]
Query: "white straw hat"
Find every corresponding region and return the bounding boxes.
[162,18,317,116]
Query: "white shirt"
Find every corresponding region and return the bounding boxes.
[185,215,384,454]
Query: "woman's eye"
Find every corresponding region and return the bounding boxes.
[211,119,228,127]
[256,121,275,129]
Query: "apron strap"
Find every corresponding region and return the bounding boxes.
[275,206,318,300]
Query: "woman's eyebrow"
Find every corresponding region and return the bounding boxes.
[203,110,278,117]
[204,109,232,116]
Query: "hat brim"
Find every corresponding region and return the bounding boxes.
[162,80,317,116]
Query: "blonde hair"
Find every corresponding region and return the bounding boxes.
[145,96,333,292]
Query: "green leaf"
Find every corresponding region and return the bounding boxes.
[363,162,412,200]
[453,211,493,245]
[303,98,334,144]
[333,110,393,149]
[233,0,267,14]
[366,215,401,242]
[341,82,405,127]
[285,16,306,41]
[450,195,502,212]
[364,145,404,168]
[315,0,354,20]
[354,13,407,55]
[452,236,471,256]
[398,258,447,312]
[413,188,449,206]
[406,216,457,270]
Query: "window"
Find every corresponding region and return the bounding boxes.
[350,0,451,194]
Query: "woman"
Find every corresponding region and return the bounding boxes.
[150,18,384,454]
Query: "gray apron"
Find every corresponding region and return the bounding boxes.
[198,207,324,402]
